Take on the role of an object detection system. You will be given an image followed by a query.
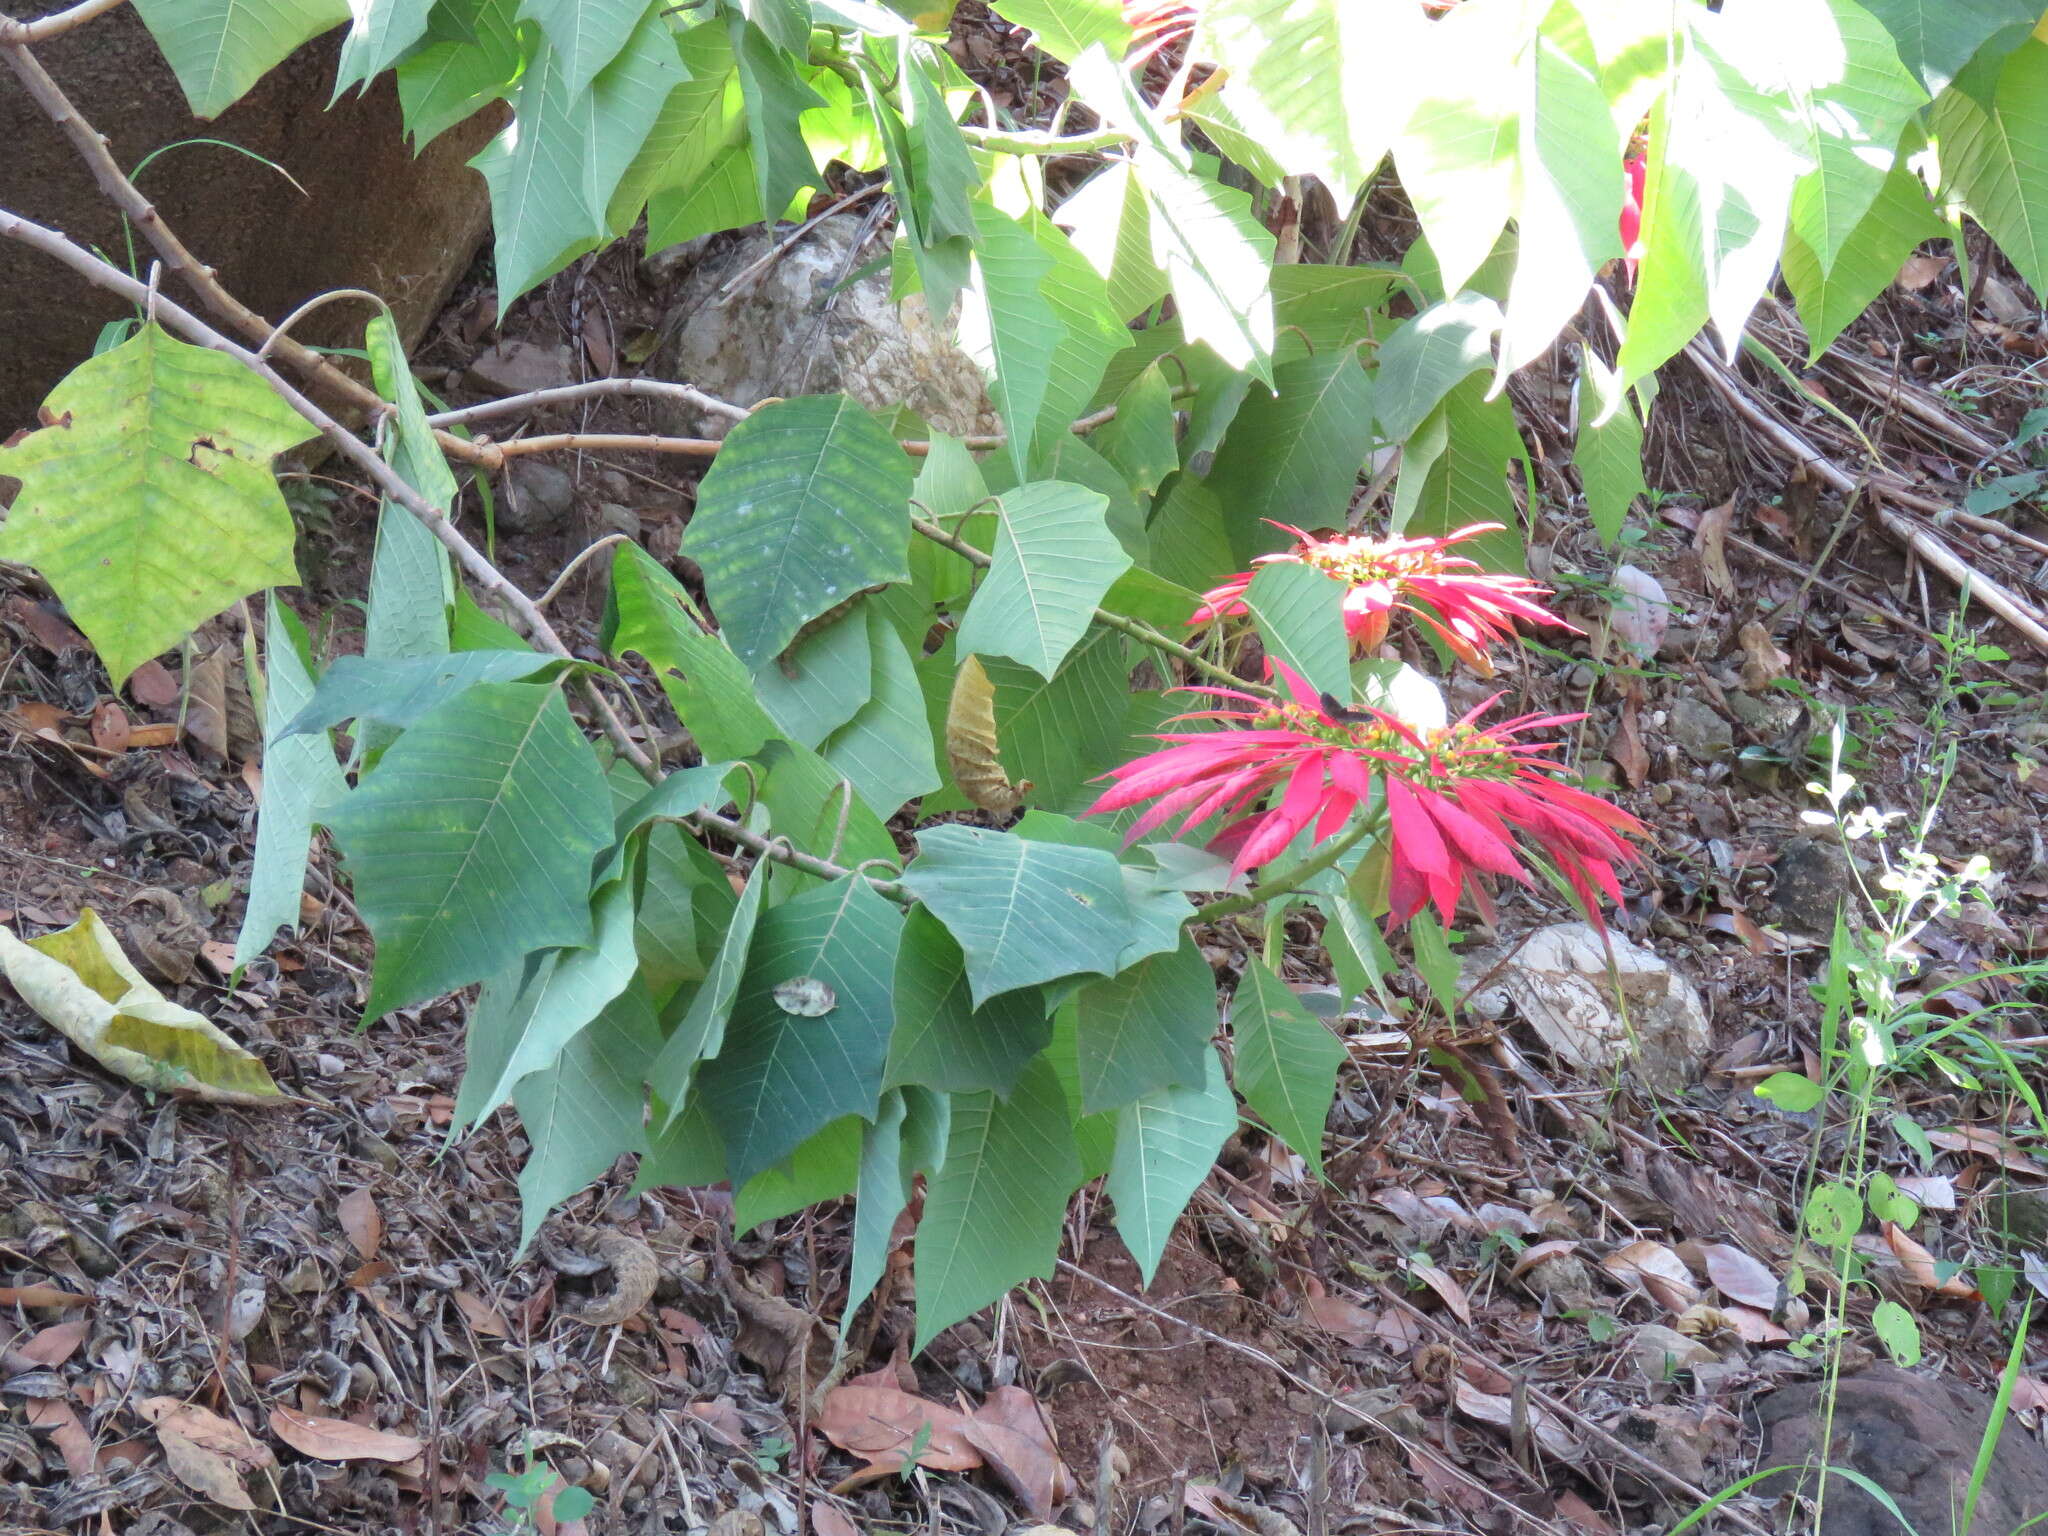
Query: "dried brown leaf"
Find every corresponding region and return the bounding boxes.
[1736,621,1790,692]
[1896,254,1945,291]
[1881,1221,1980,1298]
[1450,1378,1578,1458]
[1300,1291,1378,1344]
[338,1187,383,1261]
[16,1320,89,1366]
[1928,1127,2047,1175]
[815,1383,982,1473]
[1698,1243,1778,1310]
[269,1405,423,1463]
[1694,500,1735,597]
[945,654,1025,814]
[1405,1258,1473,1325]
[0,1283,89,1308]
[1601,1240,1699,1314]
[90,701,131,753]
[810,1500,862,1536]
[27,1397,96,1480]
[137,1397,275,1471]
[183,646,231,762]
[454,1289,510,1338]
[158,1426,257,1510]
[1719,1304,1791,1343]
[1510,1238,1578,1278]
[1607,697,1649,788]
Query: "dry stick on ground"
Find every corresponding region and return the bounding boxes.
[1684,340,2048,652]
[427,377,753,429]
[0,203,888,897]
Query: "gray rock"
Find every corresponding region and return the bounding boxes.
[1459,923,1711,1096]
[651,215,999,440]
[1986,1183,2048,1249]
[1726,688,1803,736]
[1767,837,1858,934]
[596,502,642,540]
[499,461,576,535]
[465,339,576,399]
[1666,696,1732,762]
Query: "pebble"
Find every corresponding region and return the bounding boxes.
[463,338,575,398]
[499,461,576,534]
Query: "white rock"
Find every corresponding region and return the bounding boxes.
[1458,922,1710,1095]
[1609,564,1670,659]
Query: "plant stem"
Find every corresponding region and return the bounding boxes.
[906,515,1276,700]
[1191,817,1378,924]
[958,124,1131,155]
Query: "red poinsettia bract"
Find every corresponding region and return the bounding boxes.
[1620,154,1647,280]
[1086,665,1643,930]
[1191,522,1575,676]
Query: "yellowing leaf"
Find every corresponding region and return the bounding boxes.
[946,654,1026,814]
[0,910,284,1105]
[0,323,313,687]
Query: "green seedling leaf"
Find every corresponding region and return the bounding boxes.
[0,910,283,1104]
[1870,1298,1922,1366]
[0,322,314,687]
[1867,1171,1921,1227]
[1231,963,1344,1182]
[1803,1181,1863,1249]
[1755,1071,1826,1112]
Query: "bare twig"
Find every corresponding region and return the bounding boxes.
[427,377,752,428]
[260,288,390,358]
[0,0,127,44]
[479,431,725,466]
[715,182,889,305]
[535,535,634,608]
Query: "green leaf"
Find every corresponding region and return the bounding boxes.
[1238,563,1351,699]
[611,760,740,839]
[1756,1071,1827,1111]
[1057,160,1171,324]
[1407,910,1461,1015]
[325,682,614,1019]
[607,21,740,232]
[985,625,1131,813]
[513,981,663,1248]
[901,824,1158,1005]
[1207,347,1376,556]
[1069,49,1276,378]
[459,856,641,1128]
[233,596,348,967]
[632,826,732,1003]
[755,737,901,875]
[395,0,524,147]
[1803,1180,1864,1248]
[0,323,312,688]
[1374,294,1502,446]
[908,433,991,611]
[730,13,827,217]
[285,650,558,738]
[1231,963,1344,1182]
[914,1055,1081,1350]
[1108,1043,1236,1285]
[1091,362,1180,498]
[1500,7,1622,375]
[1191,0,1407,194]
[1576,353,1648,547]
[956,482,1131,680]
[961,202,1061,478]
[752,609,874,748]
[609,546,778,760]
[1870,1297,1922,1366]
[818,607,941,815]
[335,0,439,96]
[1143,475,1239,593]
[471,9,686,303]
[733,1116,861,1236]
[650,856,767,1115]
[1779,0,1928,273]
[1867,1170,1921,1226]
[518,0,651,96]
[739,0,812,54]
[363,314,454,664]
[1073,934,1215,1114]
[1858,0,2034,96]
[1027,212,1138,457]
[647,141,765,248]
[846,1090,911,1323]
[886,906,1052,1095]
[1395,378,1524,571]
[988,0,1131,61]
[1932,35,2048,301]
[694,877,904,1185]
[132,0,350,118]
[682,395,915,671]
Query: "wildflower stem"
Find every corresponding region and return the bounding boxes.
[907,515,1276,698]
[1192,816,1380,924]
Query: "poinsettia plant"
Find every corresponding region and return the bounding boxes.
[0,0,2030,1350]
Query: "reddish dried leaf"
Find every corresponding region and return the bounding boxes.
[338,1188,383,1261]
[1374,1309,1427,1353]
[1720,1305,1791,1343]
[1607,698,1649,788]
[1896,254,1945,291]
[1694,500,1735,597]
[17,1320,89,1366]
[1451,1378,1578,1458]
[5,595,88,652]
[125,721,181,748]
[810,1499,862,1536]
[1555,1488,1619,1535]
[0,1283,89,1308]
[963,1385,1069,1516]
[1301,1291,1378,1344]
[127,659,181,708]
[1405,1258,1473,1326]
[1928,1127,2047,1175]
[815,1383,982,1473]
[2012,1377,2048,1413]
[89,701,131,752]
[136,1397,275,1471]
[1511,1238,1579,1278]
[158,1426,257,1510]
[15,700,71,733]
[269,1405,424,1463]
[1601,1241,1699,1314]
[1698,1243,1778,1310]
[27,1397,96,1480]
[1881,1222,1979,1298]
[684,1398,748,1450]
[454,1290,510,1338]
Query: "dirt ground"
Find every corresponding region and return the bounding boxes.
[12,15,2048,1536]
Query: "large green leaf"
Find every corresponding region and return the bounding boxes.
[752,608,873,748]
[733,1116,861,1236]
[985,624,1131,813]
[989,0,1132,60]
[471,8,686,303]
[363,315,454,665]
[324,681,613,1019]
[1107,1043,1237,1284]
[1396,379,1524,571]
[607,21,740,231]
[1239,562,1351,699]
[1374,294,1503,445]
[1933,35,2048,301]
[1027,211,1137,457]
[519,0,650,95]
[1231,963,1344,1181]
[609,546,778,760]
[1500,5,1623,375]
[845,1090,922,1324]
[682,395,914,671]
[132,0,350,118]
[632,826,732,1003]
[1575,353,1648,548]
[647,141,765,249]
[1782,152,1946,357]
[1091,362,1179,499]
[394,0,524,147]
[1068,49,1276,378]
[914,1055,1082,1350]
[1191,0,1416,194]
[233,596,348,967]
[1856,0,2034,96]
[650,857,768,1116]
[730,13,827,217]
[956,482,1131,680]
[961,202,1061,478]
[1073,933,1215,1114]
[0,323,312,688]
[285,650,558,738]
[1206,346,1376,554]
[514,981,663,1247]
[901,825,1164,1005]
[695,877,904,1186]
[1776,0,1927,274]
[1057,161,1171,325]
[818,607,941,815]
[886,906,1052,1096]
[334,0,439,96]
